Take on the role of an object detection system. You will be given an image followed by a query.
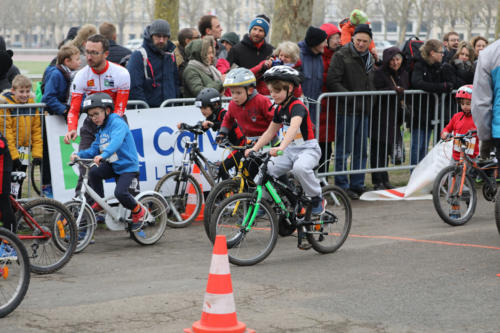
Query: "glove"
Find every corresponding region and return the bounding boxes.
[215,133,226,144]
[12,158,22,170]
[443,82,454,93]
[32,158,42,166]
[394,86,405,96]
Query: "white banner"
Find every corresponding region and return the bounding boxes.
[45,106,225,201]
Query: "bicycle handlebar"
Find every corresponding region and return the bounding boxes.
[179,121,205,135]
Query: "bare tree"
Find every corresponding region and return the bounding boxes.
[311,0,326,27]
[104,0,133,44]
[374,0,398,41]
[459,1,481,41]
[72,0,100,26]
[478,0,496,39]
[9,0,38,47]
[270,0,313,45]
[155,0,179,39]
[335,0,370,18]
[393,0,413,45]
[445,0,460,30]
[144,0,155,22]
[256,0,276,22]
[496,0,500,39]
[214,0,238,32]
[179,0,205,29]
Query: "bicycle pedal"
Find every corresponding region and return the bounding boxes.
[297,243,312,250]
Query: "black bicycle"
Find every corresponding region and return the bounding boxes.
[209,151,352,266]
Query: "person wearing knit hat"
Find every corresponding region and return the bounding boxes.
[325,17,376,200]
[127,18,179,107]
[227,14,273,94]
[218,32,240,61]
[298,26,328,125]
[305,26,328,49]
[353,24,372,40]
[339,9,378,61]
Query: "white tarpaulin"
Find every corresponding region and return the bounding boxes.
[361,140,453,201]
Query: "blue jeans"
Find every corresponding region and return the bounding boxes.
[334,114,369,190]
[410,128,432,166]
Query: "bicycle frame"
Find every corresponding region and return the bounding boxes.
[10,196,54,240]
[179,132,217,187]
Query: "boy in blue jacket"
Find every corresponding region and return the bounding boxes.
[70,93,146,231]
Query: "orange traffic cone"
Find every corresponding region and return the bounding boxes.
[181,164,205,221]
[184,235,255,333]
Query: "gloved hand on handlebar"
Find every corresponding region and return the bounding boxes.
[32,157,42,166]
[215,132,226,144]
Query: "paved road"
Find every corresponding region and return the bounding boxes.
[3,196,500,332]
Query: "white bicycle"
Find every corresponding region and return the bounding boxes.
[65,158,169,253]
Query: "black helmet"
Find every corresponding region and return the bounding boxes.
[195,88,222,108]
[82,93,115,113]
[263,65,302,87]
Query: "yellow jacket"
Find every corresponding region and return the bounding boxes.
[0,90,43,160]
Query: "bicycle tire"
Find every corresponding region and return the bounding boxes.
[0,227,30,318]
[203,179,241,238]
[30,161,41,196]
[210,193,278,266]
[16,198,77,274]
[131,195,168,245]
[154,171,202,228]
[64,200,97,254]
[494,190,500,235]
[432,165,477,226]
[306,185,352,254]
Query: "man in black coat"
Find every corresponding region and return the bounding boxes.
[99,22,131,65]
[227,15,273,69]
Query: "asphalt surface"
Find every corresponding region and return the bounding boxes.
[2,194,500,332]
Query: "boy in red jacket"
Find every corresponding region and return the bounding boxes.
[440,85,478,161]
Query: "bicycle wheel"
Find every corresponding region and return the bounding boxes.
[64,200,96,254]
[0,228,30,318]
[306,185,352,254]
[154,171,202,228]
[210,193,278,266]
[30,161,41,196]
[432,165,477,226]
[131,194,168,245]
[16,198,77,274]
[203,179,241,238]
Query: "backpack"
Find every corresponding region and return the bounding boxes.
[120,47,152,79]
[401,36,424,74]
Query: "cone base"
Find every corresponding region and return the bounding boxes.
[184,320,254,333]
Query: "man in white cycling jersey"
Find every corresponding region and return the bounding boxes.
[64,34,130,194]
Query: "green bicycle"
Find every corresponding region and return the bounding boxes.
[209,151,352,266]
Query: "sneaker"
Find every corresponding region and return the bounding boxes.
[91,203,103,213]
[345,189,360,200]
[0,242,17,259]
[312,198,326,215]
[131,206,146,232]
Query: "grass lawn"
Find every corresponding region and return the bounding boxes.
[14,61,49,76]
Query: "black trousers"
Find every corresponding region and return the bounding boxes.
[88,162,138,210]
[370,139,390,185]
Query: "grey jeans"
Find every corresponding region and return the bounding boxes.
[267,139,322,198]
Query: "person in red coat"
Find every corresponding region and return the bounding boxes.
[317,23,341,174]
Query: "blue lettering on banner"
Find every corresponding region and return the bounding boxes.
[154,127,174,156]
[131,128,147,181]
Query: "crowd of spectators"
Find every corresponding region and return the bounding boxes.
[0,8,491,199]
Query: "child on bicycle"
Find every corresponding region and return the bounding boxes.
[246,66,325,215]
[70,93,145,231]
[440,85,479,161]
[177,87,246,179]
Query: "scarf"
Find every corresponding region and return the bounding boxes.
[187,59,222,82]
[350,42,373,73]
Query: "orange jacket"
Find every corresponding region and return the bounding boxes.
[340,20,376,51]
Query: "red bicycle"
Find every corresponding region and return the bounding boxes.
[10,172,77,274]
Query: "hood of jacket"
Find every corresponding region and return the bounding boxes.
[142,25,176,55]
[320,23,340,39]
[185,38,213,65]
[382,46,405,73]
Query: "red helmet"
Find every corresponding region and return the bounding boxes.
[456,85,473,100]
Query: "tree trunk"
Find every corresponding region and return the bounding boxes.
[496,0,500,39]
[397,0,412,45]
[155,0,179,41]
[271,0,314,46]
